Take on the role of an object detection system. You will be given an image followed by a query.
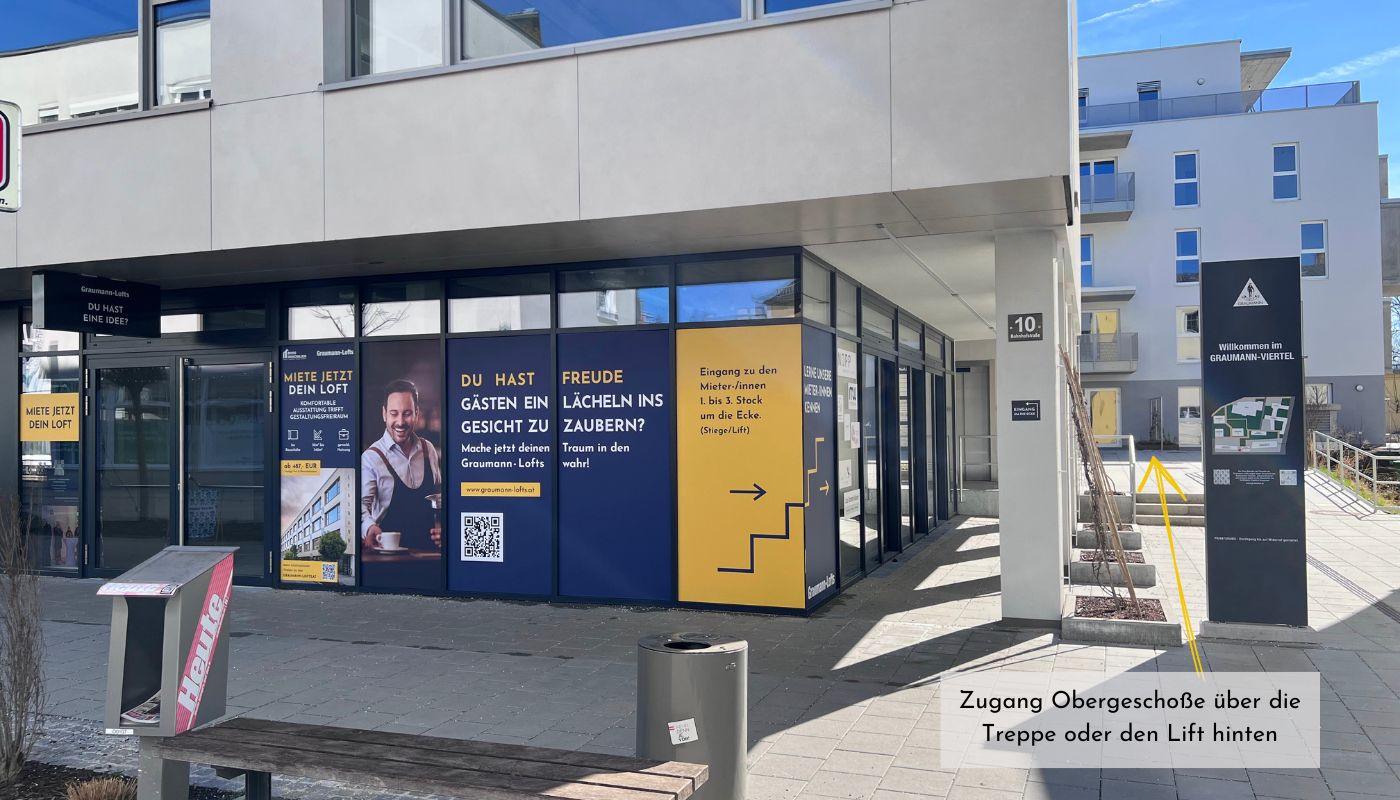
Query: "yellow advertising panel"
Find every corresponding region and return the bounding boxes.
[460,482,542,497]
[280,560,338,583]
[677,326,805,609]
[280,459,321,476]
[20,393,80,442]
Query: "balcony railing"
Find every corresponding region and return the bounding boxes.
[1080,171,1134,221]
[1079,332,1138,373]
[1080,81,1360,129]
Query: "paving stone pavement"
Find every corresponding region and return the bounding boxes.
[25,477,1400,800]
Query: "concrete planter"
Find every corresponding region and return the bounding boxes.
[1077,494,1134,521]
[1069,558,1156,588]
[1073,526,1142,551]
[1063,614,1182,647]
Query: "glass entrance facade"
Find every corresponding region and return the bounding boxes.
[4,247,955,611]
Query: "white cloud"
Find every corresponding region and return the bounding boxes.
[1287,44,1400,85]
[1082,0,1175,26]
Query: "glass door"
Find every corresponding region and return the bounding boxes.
[184,355,272,582]
[89,358,177,575]
[86,353,273,582]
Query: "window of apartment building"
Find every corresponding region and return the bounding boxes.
[677,256,796,323]
[559,264,670,327]
[154,0,212,106]
[352,0,445,76]
[1175,229,1201,284]
[448,273,551,333]
[1080,235,1094,287]
[1305,383,1332,404]
[461,1,742,60]
[1273,144,1299,201]
[1301,221,1327,279]
[1176,306,1200,362]
[1077,88,1089,108]
[362,280,442,336]
[802,259,832,325]
[1174,151,1199,208]
[1137,81,1161,102]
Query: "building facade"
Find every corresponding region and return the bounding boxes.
[1077,40,1386,446]
[0,0,1079,623]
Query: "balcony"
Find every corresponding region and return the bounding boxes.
[1079,332,1137,373]
[1080,81,1360,129]
[1080,171,1134,222]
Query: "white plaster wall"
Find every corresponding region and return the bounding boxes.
[1079,40,1242,106]
[1083,102,1384,383]
[210,0,324,105]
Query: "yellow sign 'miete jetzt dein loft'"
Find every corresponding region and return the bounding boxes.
[676,326,805,609]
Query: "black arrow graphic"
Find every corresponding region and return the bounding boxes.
[729,483,767,501]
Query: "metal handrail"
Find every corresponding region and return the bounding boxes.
[1309,430,1400,513]
[1080,81,1360,128]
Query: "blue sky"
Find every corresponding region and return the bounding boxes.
[1080,0,1400,196]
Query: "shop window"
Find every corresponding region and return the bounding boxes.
[352,0,444,76]
[862,298,894,341]
[559,265,670,327]
[21,307,80,352]
[154,0,212,106]
[676,256,796,323]
[449,273,551,333]
[802,259,832,324]
[20,354,82,571]
[835,276,858,335]
[1301,221,1327,279]
[898,319,921,355]
[461,0,742,60]
[362,280,442,336]
[286,286,356,340]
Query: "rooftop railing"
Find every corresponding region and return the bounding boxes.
[1080,81,1360,129]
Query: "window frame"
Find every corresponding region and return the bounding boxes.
[1173,151,1199,209]
[1273,143,1300,202]
[1176,305,1201,363]
[146,0,212,109]
[1301,220,1328,280]
[1080,234,1094,287]
[1175,228,1201,285]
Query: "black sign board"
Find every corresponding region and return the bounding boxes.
[1011,400,1041,421]
[33,272,160,338]
[1201,257,1306,628]
[1007,313,1043,342]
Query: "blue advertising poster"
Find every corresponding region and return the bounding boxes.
[558,330,673,602]
[446,335,555,597]
[801,327,838,608]
[279,344,358,586]
[1201,257,1307,627]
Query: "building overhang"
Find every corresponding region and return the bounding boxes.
[1240,47,1292,92]
[1081,285,1136,302]
[1079,129,1132,152]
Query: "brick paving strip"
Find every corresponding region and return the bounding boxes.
[25,492,1400,799]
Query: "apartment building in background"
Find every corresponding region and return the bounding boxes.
[1076,40,1386,446]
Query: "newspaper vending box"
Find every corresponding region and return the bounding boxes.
[99,546,237,738]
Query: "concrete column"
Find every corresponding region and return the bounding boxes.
[994,230,1067,625]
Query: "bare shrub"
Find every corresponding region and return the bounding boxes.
[0,497,44,784]
[65,777,136,800]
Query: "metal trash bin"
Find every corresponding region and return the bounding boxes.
[98,546,238,799]
[636,633,747,800]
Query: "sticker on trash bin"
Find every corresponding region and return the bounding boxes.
[668,718,699,745]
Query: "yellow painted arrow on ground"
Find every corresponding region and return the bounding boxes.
[1138,456,1205,674]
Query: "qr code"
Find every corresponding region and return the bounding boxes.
[320,563,338,582]
[1279,470,1297,486]
[461,512,504,562]
[1213,469,1231,485]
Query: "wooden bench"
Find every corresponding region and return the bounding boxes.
[143,717,708,800]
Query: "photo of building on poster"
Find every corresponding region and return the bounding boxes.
[279,344,358,585]
[280,469,356,586]
[360,339,445,592]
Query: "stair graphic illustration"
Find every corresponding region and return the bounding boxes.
[717,437,825,574]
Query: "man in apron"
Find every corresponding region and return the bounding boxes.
[361,380,442,587]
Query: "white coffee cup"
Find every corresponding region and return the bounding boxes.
[379,531,402,550]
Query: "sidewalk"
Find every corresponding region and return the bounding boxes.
[27,487,1400,800]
